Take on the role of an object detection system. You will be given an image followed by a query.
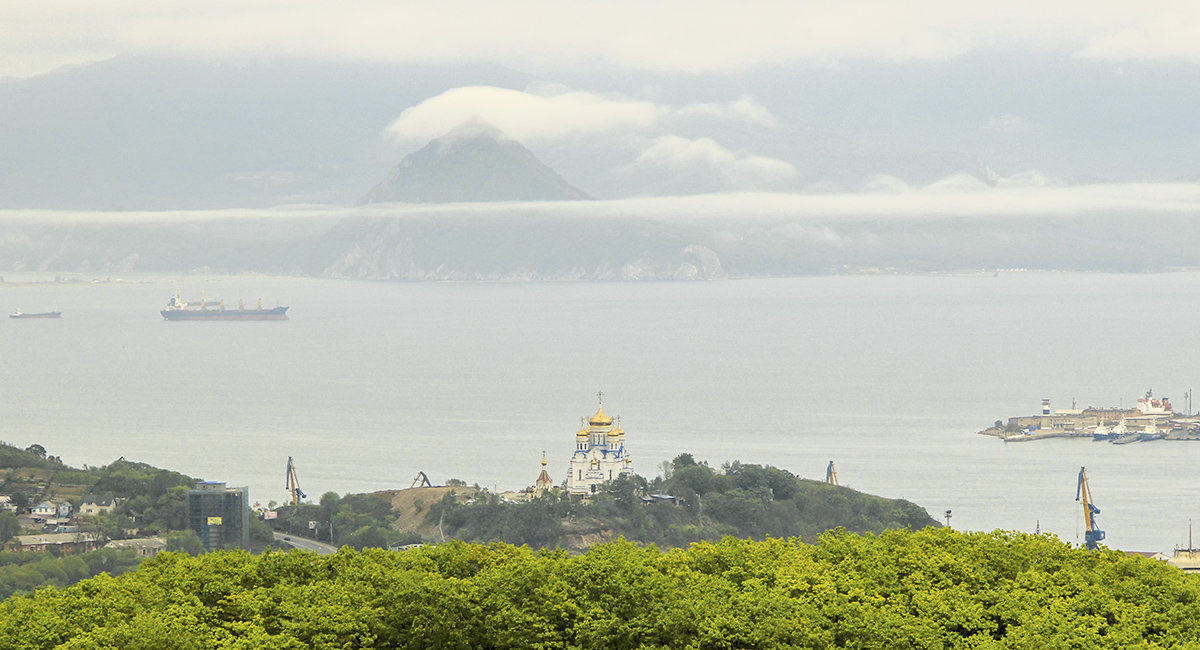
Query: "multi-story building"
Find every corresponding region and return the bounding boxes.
[187,481,249,552]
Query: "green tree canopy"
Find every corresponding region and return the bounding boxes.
[1,530,1198,648]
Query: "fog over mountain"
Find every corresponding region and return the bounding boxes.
[1,53,1198,212]
[361,121,590,204]
[3,3,1200,278]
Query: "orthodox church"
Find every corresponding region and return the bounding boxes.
[534,453,554,498]
[567,396,634,494]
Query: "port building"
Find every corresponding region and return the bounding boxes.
[567,398,634,495]
[1007,395,1172,434]
[187,481,250,552]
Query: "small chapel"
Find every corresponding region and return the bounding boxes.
[567,394,634,494]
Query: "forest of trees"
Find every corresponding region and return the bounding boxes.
[1,528,1197,648]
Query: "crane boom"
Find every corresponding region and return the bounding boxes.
[286,456,306,506]
[1075,466,1105,550]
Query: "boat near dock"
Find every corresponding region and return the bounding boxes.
[1091,423,1116,442]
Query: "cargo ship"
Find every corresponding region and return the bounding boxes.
[160,293,288,321]
[10,310,61,319]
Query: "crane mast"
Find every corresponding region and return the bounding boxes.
[1075,466,1105,550]
[825,460,838,486]
[286,456,306,506]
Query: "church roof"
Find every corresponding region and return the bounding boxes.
[589,405,613,426]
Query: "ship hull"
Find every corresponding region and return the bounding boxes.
[10,312,61,319]
[161,307,288,321]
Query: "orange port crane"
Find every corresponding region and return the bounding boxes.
[286,456,306,506]
[1075,466,1105,550]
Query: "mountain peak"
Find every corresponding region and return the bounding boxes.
[361,121,590,204]
[436,118,507,147]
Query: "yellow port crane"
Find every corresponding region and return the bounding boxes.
[825,461,838,486]
[1076,466,1105,550]
[286,456,306,506]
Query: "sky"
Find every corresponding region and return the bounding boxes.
[3,1,1200,209]
[6,1,1200,79]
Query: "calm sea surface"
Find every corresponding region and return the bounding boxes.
[1,271,1199,553]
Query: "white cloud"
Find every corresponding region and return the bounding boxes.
[860,176,912,194]
[986,169,1059,188]
[385,87,785,147]
[10,181,1200,225]
[382,87,794,193]
[6,1,1200,79]
[987,114,1030,133]
[673,96,780,128]
[925,174,991,192]
[632,136,797,190]
[1076,7,1200,61]
[384,87,663,145]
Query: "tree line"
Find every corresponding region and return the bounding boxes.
[1,528,1197,648]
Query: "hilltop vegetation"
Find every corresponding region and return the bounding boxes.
[272,455,937,551]
[0,442,212,543]
[2,529,1197,648]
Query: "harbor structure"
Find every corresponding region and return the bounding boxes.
[567,395,634,495]
[187,481,250,552]
[994,391,1183,442]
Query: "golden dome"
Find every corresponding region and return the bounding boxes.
[589,405,613,426]
[576,427,588,438]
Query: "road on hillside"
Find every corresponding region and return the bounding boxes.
[272,531,338,555]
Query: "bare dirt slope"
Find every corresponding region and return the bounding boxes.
[376,486,480,540]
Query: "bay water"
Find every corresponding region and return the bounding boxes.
[1,271,1198,553]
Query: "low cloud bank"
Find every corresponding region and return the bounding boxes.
[0,181,1196,280]
[5,180,1199,224]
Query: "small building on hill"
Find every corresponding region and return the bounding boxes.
[78,494,118,517]
[30,502,56,518]
[7,532,99,554]
[534,453,554,498]
[105,537,167,558]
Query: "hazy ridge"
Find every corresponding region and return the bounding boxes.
[0,205,1196,280]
